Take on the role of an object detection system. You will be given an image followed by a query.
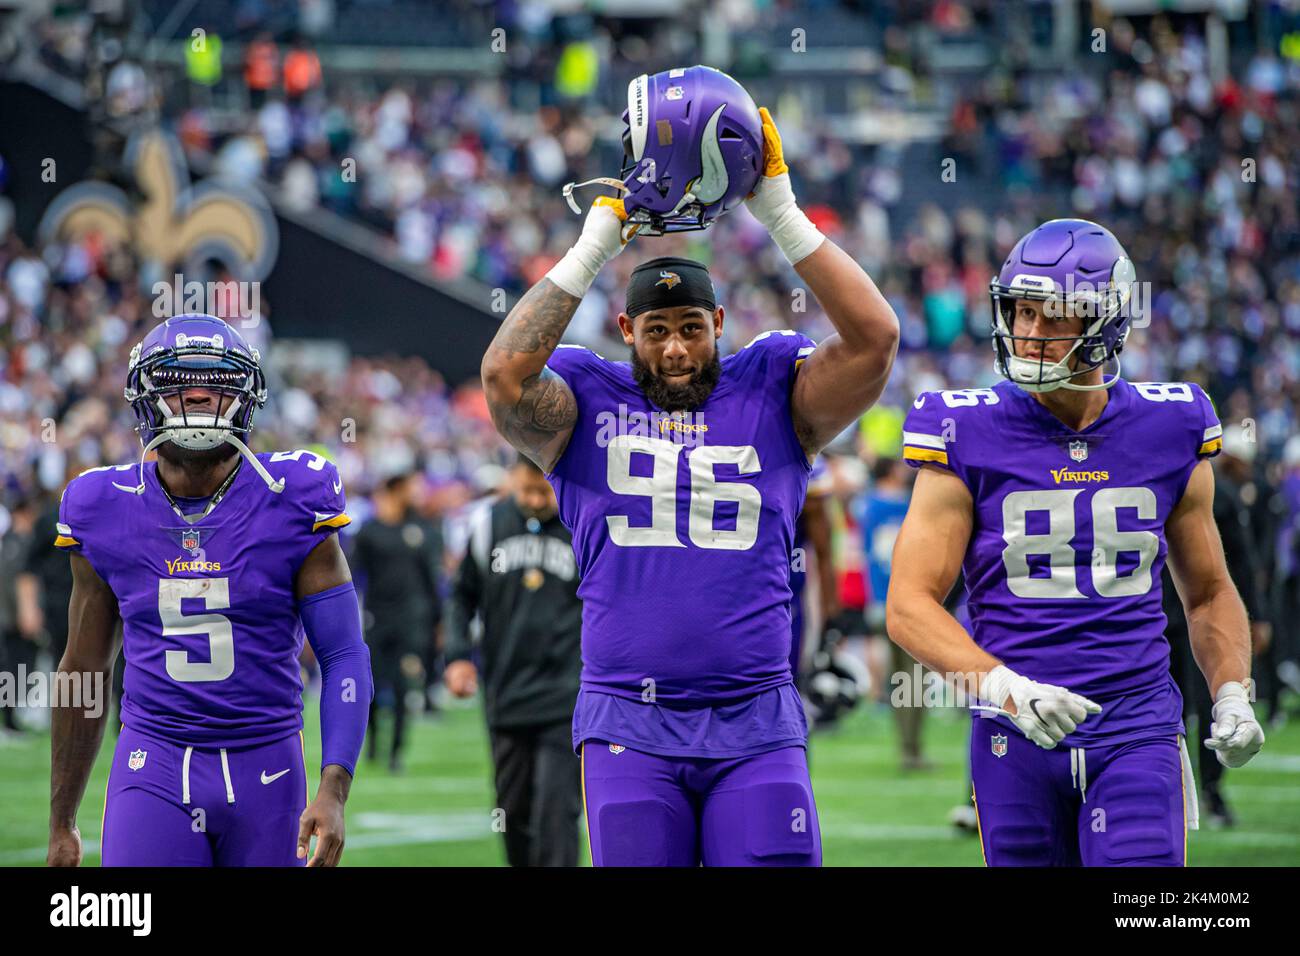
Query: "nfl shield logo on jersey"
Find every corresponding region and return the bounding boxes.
[181,529,201,555]
[128,749,147,771]
[1068,440,1089,463]
[991,735,1008,758]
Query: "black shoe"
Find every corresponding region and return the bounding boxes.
[1203,788,1235,828]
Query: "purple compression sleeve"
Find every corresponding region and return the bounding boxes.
[299,582,373,776]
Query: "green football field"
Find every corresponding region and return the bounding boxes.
[3,697,1298,866]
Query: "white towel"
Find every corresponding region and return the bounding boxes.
[1179,734,1199,831]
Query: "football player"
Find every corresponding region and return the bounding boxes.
[47,314,373,867]
[887,219,1265,866]
[482,67,899,866]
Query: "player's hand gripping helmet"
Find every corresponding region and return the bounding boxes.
[123,314,283,493]
[563,65,764,235]
[990,218,1137,393]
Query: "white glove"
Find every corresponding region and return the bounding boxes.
[742,106,823,266]
[978,665,1102,750]
[1205,681,1265,769]
[545,197,637,298]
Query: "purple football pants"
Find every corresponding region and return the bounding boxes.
[970,717,1189,867]
[580,741,821,866]
[101,725,307,867]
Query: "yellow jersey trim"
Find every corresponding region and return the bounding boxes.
[311,513,352,533]
[903,446,949,465]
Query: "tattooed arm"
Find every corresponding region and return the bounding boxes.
[481,279,583,471]
[482,197,634,471]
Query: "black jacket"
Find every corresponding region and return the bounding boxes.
[445,498,581,729]
[352,513,443,653]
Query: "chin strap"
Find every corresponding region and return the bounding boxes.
[226,433,286,493]
[562,176,704,238]
[1012,353,1123,394]
[114,432,171,495]
[1058,353,1123,392]
[562,177,628,215]
[116,430,286,501]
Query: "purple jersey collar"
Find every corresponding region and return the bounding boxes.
[1000,376,1133,437]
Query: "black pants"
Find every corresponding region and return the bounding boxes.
[489,721,581,867]
[0,629,26,729]
[368,646,412,764]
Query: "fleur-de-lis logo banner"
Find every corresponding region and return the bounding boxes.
[38,129,278,280]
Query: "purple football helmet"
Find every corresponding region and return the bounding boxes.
[563,65,763,235]
[989,218,1137,393]
[125,313,266,450]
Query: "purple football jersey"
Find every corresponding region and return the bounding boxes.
[546,331,817,755]
[55,450,350,747]
[902,378,1223,745]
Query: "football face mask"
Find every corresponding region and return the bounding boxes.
[563,65,763,235]
[123,313,283,495]
[989,218,1136,394]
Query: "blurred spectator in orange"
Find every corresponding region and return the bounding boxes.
[283,37,322,103]
[244,32,279,110]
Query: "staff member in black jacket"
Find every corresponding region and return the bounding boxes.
[445,456,582,867]
[353,471,443,773]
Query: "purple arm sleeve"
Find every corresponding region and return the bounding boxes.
[299,582,373,776]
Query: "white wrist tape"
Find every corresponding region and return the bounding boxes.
[544,243,606,298]
[544,203,628,298]
[746,172,824,266]
[978,664,1018,711]
[1214,680,1252,704]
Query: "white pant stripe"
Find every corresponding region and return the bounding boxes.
[181,746,193,804]
[219,749,235,804]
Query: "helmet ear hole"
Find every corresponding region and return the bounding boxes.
[995,296,1014,327]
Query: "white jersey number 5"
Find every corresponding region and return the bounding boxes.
[159,577,235,682]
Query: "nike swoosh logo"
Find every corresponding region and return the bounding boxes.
[261,769,290,785]
[333,478,343,494]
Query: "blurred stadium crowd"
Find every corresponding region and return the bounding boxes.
[3,3,1300,716]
